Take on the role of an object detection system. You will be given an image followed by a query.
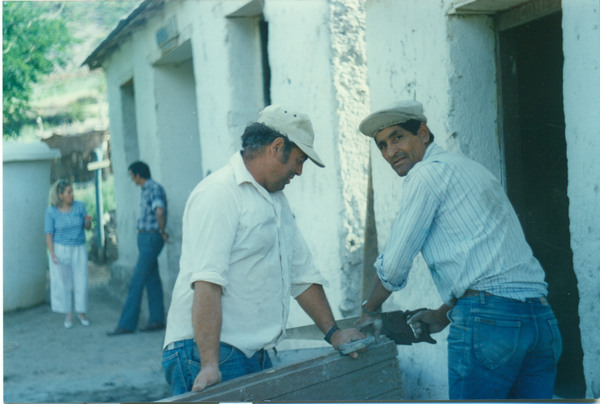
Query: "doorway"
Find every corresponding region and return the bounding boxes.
[498,11,585,398]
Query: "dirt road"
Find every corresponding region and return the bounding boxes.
[3,263,170,402]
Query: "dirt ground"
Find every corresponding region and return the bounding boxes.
[3,262,171,403]
[3,262,334,403]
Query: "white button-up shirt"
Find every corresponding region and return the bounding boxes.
[164,152,326,357]
[375,143,548,305]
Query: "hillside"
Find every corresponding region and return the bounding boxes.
[24,1,141,140]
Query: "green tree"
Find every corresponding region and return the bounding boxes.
[3,2,73,138]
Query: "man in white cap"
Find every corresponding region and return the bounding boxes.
[161,105,365,395]
[355,100,561,399]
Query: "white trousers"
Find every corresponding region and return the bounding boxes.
[48,243,89,314]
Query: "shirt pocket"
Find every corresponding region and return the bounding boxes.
[237,201,278,255]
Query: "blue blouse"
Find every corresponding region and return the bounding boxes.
[44,201,88,246]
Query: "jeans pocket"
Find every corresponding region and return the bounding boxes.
[548,318,563,367]
[162,350,188,395]
[185,358,201,388]
[218,344,235,366]
[473,316,520,370]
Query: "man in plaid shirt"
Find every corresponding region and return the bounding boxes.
[108,161,169,336]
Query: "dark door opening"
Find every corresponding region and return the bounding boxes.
[499,11,584,398]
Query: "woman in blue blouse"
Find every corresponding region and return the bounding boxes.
[44,179,92,328]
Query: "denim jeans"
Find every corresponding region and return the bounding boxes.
[117,232,165,330]
[161,339,272,396]
[447,292,562,399]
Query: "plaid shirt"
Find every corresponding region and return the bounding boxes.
[137,178,167,231]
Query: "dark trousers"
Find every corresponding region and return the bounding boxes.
[117,232,165,330]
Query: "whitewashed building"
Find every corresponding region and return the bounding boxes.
[85,0,599,399]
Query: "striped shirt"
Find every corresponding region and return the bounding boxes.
[137,178,167,231]
[44,201,88,245]
[375,143,548,305]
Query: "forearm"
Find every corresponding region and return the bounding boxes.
[156,207,166,233]
[192,281,222,367]
[295,284,336,334]
[364,276,392,313]
[45,234,55,255]
[434,303,452,328]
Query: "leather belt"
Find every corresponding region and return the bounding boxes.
[462,289,494,298]
[461,289,549,305]
[138,229,159,233]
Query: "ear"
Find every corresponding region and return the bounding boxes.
[417,122,431,143]
[269,137,286,154]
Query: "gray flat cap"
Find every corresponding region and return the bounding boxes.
[359,100,427,138]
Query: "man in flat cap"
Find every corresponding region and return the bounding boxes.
[355,100,561,399]
[161,105,364,395]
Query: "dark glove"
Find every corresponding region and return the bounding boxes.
[381,308,436,345]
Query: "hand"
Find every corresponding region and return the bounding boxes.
[330,327,366,359]
[161,231,169,243]
[406,306,450,338]
[192,363,221,392]
[354,313,383,342]
[51,253,59,264]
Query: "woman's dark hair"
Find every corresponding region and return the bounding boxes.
[241,122,295,162]
[128,161,151,179]
[399,119,435,142]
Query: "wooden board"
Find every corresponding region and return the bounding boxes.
[160,338,404,402]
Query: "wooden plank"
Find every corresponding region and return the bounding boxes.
[370,387,406,401]
[273,358,402,400]
[161,338,403,402]
[87,160,111,171]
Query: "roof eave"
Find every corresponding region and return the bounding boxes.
[82,0,162,70]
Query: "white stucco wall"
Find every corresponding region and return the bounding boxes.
[563,0,600,398]
[188,0,261,176]
[260,0,370,327]
[3,142,60,311]
[328,0,371,316]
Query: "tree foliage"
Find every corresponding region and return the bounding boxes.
[3,2,73,138]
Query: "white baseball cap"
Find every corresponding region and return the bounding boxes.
[258,104,325,167]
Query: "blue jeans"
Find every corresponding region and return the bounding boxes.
[117,232,165,330]
[161,339,272,396]
[447,292,562,399]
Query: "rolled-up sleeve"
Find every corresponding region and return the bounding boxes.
[376,167,440,291]
[150,185,165,211]
[180,183,239,292]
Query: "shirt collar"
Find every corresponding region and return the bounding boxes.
[422,142,444,162]
[229,152,274,201]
